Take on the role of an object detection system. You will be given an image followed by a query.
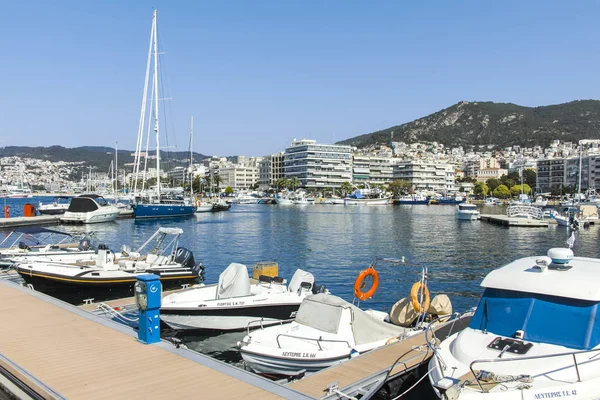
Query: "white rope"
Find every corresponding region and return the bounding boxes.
[96,303,139,322]
[391,364,438,400]
[331,389,357,400]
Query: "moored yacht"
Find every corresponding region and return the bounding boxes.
[429,248,600,399]
[38,196,72,215]
[456,203,480,220]
[60,194,120,224]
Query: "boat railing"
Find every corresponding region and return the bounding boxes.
[426,312,474,373]
[468,346,600,392]
[506,205,544,219]
[246,317,295,334]
[275,334,351,351]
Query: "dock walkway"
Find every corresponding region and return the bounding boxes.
[0,280,312,400]
[479,214,549,227]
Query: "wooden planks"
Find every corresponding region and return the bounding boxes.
[0,282,299,400]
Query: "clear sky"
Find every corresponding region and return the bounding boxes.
[1,1,600,157]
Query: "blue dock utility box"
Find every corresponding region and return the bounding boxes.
[135,274,162,344]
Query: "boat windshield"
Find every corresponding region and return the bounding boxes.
[470,288,600,350]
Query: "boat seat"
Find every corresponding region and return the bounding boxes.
[258,275,273,284]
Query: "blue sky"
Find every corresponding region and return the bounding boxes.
[1,1,600,156]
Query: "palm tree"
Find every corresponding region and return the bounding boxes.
[290,177,301,191]
[340,181,354,197]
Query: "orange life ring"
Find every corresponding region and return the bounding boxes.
[410,281,430,313]
[354,266,379,301]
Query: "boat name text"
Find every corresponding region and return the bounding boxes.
[533,390,577,399]
[282,352,317,358]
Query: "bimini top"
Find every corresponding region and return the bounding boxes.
[481,249,600,301]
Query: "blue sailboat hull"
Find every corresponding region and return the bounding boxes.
[132,203,197,219]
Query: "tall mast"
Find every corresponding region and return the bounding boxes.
[577,141,582,201]
[190,116,194,202]
[153,10,161,197]
[114,141,118,199]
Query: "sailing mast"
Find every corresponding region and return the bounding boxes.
[577,141,583,203]
[152,10,161,198]
[189,116,194,203]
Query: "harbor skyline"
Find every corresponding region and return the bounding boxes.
[2,1,600,156]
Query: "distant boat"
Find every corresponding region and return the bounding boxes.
[395,193,430,205]
[456,203,480,220]
[38,196,72,215]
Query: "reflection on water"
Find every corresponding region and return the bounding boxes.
[3,199,600,367]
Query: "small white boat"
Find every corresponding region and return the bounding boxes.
[38,196,72,215]
[239,294,426,376]
[195,200,213,213]
[344,196,391,205]
[60,194,120,224]
[429,248,600,400]
[161,264,318,331]
[456,203,480,220]
[531,195,548,207]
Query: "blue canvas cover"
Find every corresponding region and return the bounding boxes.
[470,288,600,350]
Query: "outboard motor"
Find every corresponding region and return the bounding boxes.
[192,262,205,278]
[174,247,196,269]
[312,283,327,294]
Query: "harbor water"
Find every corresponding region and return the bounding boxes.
[2,197,600,366]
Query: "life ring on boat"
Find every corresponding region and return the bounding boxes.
[410,281,430,313]
[354,266,379,301]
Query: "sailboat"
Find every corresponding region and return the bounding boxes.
[131,11,197,219]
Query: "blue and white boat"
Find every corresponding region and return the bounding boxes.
[429,247,600,399]
[395,193,430,205]
[129,11,196,219]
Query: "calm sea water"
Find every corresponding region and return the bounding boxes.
[3,197,600,373]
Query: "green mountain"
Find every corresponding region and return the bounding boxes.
[337,100,600,149]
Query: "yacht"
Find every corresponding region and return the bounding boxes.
[456,203,480,220]
[38,196,72,215]
[429,248,600,399]
[160,264,319,331]
[60,194,120,224]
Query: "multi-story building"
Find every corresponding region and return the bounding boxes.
[537,153,600,193]
[219,165,259,190]
[283,139,352,189]
[258,153,284,190]
[351,155,399,187]
[393,161,456,192]
[476,168,508,182]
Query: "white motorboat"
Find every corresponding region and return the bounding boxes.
[195,200,213,213]
[14,227,204,293]
[274,194,293,205]
[429,248,600,400]
[531,195,548,207]
[160,264,319,331]
[344,196,392,206]
[456,203,480,220]
[238,293,435,376]
[0,227,96,267]
[60,194,120,224]
[38,196,72,215]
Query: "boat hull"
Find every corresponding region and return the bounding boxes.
[240,348,349,376]
[343,197,391,206]
[60,210,120,224]
[160,303,301,331]
[132,204,196,218]
[456,211,480,220]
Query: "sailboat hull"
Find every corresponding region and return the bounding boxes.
[132,204,196,219]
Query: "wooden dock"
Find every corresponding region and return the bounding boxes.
[0,280,312,400]
[479,214,549,227]
[288,315,472,399]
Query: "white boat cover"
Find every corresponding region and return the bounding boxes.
[287,269,315,293]
[217,263,251,299]
[295,294,405,346]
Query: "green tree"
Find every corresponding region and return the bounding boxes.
[523,169,537,188]
[275,178,288,191]
[387,180,411,197]
[493,184,511,198]
[290,177,301,190]
[511,184,532,197]
[485,178,501,193]
[473,181,489,197]
[340,182,354,196]
[225,186,234,194]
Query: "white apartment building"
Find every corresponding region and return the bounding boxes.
[352,155,400,187]
[283,139,352,189]
[258,153,284,190]
[476,168,508,182]
[393,161,456,192]
[220,165,259,190]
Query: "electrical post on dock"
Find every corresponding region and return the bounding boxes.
[134,274,162,344]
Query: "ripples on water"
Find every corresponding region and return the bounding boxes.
[3,198,600,366]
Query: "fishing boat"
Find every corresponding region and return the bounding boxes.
[14,227,204,294]
[130,11,196,219]
[429,247,600,399]
[343,191,391,205]
[60,194,120,224]
[160,263,319,331]
[395,193,430,205]
[456,203,480,220]
[38,196,72,215]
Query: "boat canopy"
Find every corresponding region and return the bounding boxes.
[67,197,100,212]
[287,269,314,293]
[217,263,251,299]
[470,288,600,350]
[295,294,404,345]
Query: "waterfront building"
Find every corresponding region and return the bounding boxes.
[219,165,259,190]
[351,155,399,187]
[283,139,352,189]
[258,153,284,190]
[393,161,456,192]
[537,153,600,193]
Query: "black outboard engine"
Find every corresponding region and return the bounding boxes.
[312,283,327,294]
[174,247,196,269]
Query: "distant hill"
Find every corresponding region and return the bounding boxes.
[337,100,600,149]
[0,146,208,173]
